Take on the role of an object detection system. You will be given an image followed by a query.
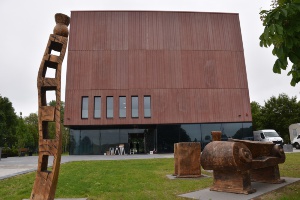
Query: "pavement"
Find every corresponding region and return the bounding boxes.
[1,149,300,200]
[178,177,300,200]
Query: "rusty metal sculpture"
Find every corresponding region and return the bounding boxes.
[201,140,286,194]
[201,141,256,194]
[211,131,222,141]
[30,13,70,200]
[174,142,201,178]
[231,139,286,184]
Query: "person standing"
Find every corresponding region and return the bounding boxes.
[136,142,139,154]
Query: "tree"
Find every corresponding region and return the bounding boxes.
[49,100,69,153]
[259,0,300,86]
[16,116,29,149]
[0,95,18,147]
[260,93,300,143]
[251,101,263,131]
[24,113,39,152]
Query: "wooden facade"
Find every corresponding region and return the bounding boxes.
[64,11,252,126]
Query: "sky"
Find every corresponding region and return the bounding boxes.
[0,0,299,117]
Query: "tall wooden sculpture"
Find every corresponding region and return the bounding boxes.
[30,13,70,200]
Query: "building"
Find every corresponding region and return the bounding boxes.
[64,11,253,155]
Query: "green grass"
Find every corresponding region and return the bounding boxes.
[0,153,299,200]
[257,153,300,200]
[0,158,211,200]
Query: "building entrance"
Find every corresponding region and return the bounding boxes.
[128,133,144,154]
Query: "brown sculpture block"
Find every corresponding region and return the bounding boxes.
[211,131,222,141]
[174,142,201,178]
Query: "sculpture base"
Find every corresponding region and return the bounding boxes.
[251,165,285,184]
[211,170,256,194]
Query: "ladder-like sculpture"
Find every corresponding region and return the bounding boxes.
[30,13,70,200]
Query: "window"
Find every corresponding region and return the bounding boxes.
[144,96,151,118]
[119,96,126,118]
[106,96,113,118]
[94,96,101,118]
[81,96,88,119]
[131,96,138,118]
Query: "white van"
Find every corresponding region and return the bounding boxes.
[253,129,284,146]
[289,123,300,149]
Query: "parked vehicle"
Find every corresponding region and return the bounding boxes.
[289,123,300,149]
[253,129,284,146]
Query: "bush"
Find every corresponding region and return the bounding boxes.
[2,147,18,157]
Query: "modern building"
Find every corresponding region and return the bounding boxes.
[64,11,253,155]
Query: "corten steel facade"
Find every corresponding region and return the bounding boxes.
[64,11,253,155]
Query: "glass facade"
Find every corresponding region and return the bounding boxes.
[69,122,252,155]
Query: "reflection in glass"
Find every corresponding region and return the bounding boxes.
[79,130,92,154]
[181,124,201,142]
[70,129,80,155]
[241,123,253,140]
[119,96,126,118]
[81,97,88,119]
[107,96,113,118]
[201,123,222,149]
[132,96,138,118]
[144,96,151,118]
[68,123,251,155]
[221,123,243,140]
[157,125,180,153]
[94,96,101,118]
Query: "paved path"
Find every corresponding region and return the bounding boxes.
[0,154,173,180]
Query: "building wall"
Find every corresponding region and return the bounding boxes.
[64,11,252,126]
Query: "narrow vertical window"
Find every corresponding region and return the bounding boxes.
[131,96,138,118]
[144,96,151,118]
[106,96,113,118]
[94,96,101,118]
[81,96,88,119]
[119,96,126,118]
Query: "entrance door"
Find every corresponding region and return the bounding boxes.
[128,133,145,154]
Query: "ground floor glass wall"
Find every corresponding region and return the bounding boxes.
[69,122,252,155]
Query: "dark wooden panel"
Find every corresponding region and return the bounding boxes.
[69,11,243,51]
[65,11,251,126]
[65,88,252,126]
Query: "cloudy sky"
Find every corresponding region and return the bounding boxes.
[0,0,299,117]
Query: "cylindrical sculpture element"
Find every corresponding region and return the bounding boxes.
[201,141,252,172]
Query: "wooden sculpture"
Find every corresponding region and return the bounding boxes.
[30,13,70,200]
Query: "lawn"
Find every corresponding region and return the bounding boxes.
[0,153,299,200]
